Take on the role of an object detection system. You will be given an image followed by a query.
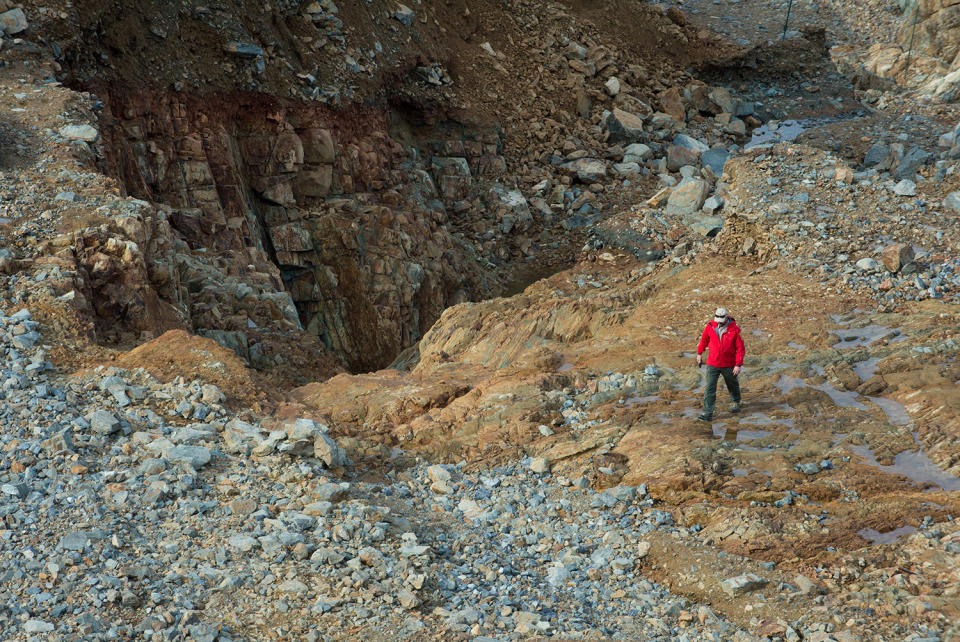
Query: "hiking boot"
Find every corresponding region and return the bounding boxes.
[729,402,741,413]
[696,413,712,422]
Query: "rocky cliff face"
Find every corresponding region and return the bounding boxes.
[97,91,508,370]
[899,0,960,66]
[21,0,708,370]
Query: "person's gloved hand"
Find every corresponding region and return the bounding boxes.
[696,354,702,367]
[733,366,741,376]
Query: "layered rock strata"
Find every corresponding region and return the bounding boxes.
[98,93,512,370]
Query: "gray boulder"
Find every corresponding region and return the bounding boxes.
[604,108,645,143]
[85,410,120,435]
[0,8,28,35]
[314,433,347,468]
[701,148,730,176]
[665,178,710,215]
[563,158,607,183]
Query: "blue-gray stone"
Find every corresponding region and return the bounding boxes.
[701,148,729,175]
[59,531,91,551]
[798,462,819,475]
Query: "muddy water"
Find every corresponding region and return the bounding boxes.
[849,445,960,491]
[858,525,918,545]
[745,120,806,148]
[776,375,866,409]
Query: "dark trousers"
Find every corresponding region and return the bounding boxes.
[703,365,740,417]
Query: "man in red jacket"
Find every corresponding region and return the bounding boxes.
[695,307,745,421]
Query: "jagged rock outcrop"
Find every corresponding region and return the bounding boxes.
[99,94,511,370]
[899,0,960,66]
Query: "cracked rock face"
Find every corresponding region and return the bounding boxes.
[97,94,508,370]
[901,0,960,67]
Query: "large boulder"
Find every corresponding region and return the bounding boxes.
[0,8,28,35]
[701,148,730,176]
[223,419,267,455]
[672,134,709,153]
[562,158,607,184]
[623,143,652,163]
[666,145,701,172]
[489,186,534,233]
[665,178,710,215]
[658,87,686,122]
[708,87,736,114]
[603,108,645,143]
[944,191,960,212]
[880,242,915,273]
[893,146,932,179]
[863,143,890,168]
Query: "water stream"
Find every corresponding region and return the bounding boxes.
[866,397,910,425]
[625,395,661,407]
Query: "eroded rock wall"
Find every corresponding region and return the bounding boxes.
[99,92,507,370]
[899,0,960,66]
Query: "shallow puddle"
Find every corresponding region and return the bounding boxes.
[867,397,910,426]
[625,395,661,406]
[787,342,806,350]
[746,120,806,148]
[736,429,772,441]
[858,526,917,545]
[557,359,576,372]
[831,325,904,349]
[732,468,748,477]
[853,357,881,381]
[740,412,794,427]
[776,375,866,409]
[776,375,806,394]
[765,361,794,373]
[849,445,960,491]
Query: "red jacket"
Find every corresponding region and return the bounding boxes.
[697,318,745,367]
